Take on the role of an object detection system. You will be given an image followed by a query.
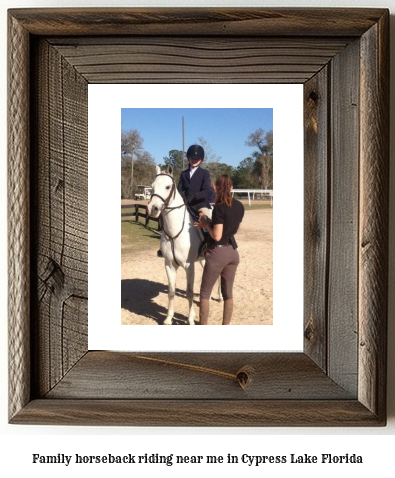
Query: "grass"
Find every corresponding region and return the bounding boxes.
[121,219,160,256]
[121,206,136,216]
[237,199,273,211]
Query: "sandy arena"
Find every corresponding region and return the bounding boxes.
[121,207,273,325]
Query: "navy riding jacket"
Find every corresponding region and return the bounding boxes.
[177,167,215,213]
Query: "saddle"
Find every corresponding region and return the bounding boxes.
[198,232,209,257]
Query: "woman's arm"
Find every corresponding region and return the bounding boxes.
[206,222,223,242]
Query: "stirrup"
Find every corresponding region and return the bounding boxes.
[157,249,163,258]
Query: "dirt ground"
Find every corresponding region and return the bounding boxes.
[121,207,273,325]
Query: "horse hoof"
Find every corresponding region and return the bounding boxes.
[163,318,172,325]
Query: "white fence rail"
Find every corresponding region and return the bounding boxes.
[231,189,273,206]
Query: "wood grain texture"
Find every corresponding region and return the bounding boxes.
[8,7,387,37]
[8,13,31,421]
[45,352,354,400]
[11,399,384,427]
[327,39,360,396]
[358,12,389,420]
[30,39,88,398]
[48,37,350,84]
[303,67,329,370]
[7,8,389,426]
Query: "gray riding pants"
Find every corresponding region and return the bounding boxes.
[200,245,240,301]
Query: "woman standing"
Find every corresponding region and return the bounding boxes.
[195,175,245,325]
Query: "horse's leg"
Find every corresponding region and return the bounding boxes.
[185,263,196,325]
[164,261,177,325]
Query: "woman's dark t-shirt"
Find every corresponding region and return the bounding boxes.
[209,199,245,246]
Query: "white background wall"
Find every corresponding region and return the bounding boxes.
[1,0,394,475]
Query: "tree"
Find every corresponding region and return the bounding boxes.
[232,157,260,189]
[161,150,185,184]
[196,137,226,182]
[121,130,157,198]
[197,137,222,164]
[245,129,273,189]
[121,129,144,197]
[133,151,156,191]
[206,162,235,183]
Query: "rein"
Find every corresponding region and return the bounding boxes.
[151,173,188,266]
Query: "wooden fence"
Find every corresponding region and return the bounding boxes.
[121,204,159,230]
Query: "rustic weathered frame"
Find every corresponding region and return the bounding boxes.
[8,8,389,426]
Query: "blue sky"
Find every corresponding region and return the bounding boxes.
[121,108,273,168]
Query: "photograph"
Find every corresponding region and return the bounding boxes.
[120,108,274,325]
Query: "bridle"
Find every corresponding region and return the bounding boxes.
[151,173,188,266]
[150,173,177,209]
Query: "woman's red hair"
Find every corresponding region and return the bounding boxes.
[215,175,233,208]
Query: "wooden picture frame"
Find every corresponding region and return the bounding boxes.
[8,8,389,426]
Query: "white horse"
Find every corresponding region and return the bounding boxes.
[147,165,219,325]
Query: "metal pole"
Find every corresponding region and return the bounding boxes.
[182,115,185,170]
[130,145,134,199]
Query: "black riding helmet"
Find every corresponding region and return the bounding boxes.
[186,144,204,161]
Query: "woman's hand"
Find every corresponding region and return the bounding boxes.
[199,217,210,228]
[194,218,209,229]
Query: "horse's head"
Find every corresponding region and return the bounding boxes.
[147,165,176,218]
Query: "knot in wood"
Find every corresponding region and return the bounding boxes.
[304,322,314,341]
[43,258,65,293]
[308,91,319,103]
[236,365,255,390]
